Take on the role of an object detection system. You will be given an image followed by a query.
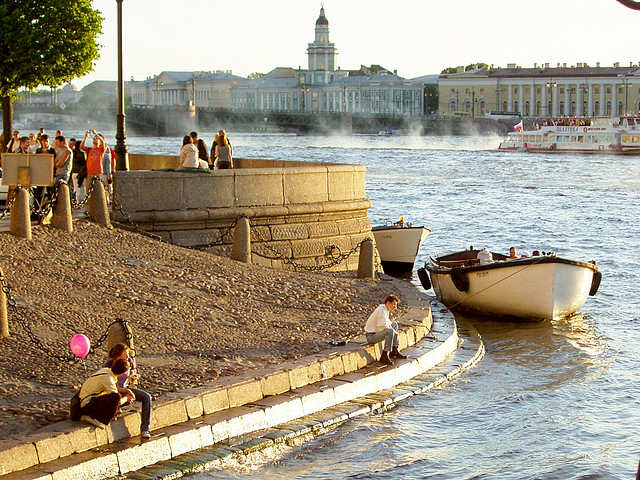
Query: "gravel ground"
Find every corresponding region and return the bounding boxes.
[0,220,403,440]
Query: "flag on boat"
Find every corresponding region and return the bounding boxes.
[514,121,523,132]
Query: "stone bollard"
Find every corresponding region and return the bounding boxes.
[230,216,252,263]
[9,187,32,240]
[88,176,112,229]
[357,239,375,279]
[107,320,135,355]
[106,320,137,376]
[0,267,8,339]
[50,182,73,232]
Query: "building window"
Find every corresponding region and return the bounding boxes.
[536,101,541,116]
[594,101,600,116]
[559,101,565,115]
[536,86,541,94]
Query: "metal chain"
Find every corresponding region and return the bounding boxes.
[106,193,368,272]
[251,224,372,271]
[0,187,19,221]
[70,176,97,210]
[106,178,167,243]
[0,270,129,362]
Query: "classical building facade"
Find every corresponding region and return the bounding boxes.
[130,71,246,109]
[129,7,424,117]
[439,63,640,118]
[230,7,424,116]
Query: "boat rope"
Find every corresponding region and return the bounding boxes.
[442,256,549,313]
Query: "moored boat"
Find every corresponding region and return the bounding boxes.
[418,248,601,320]
[372,218,430,276]
[498,116,640,154]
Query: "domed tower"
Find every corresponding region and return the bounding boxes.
[307,6,337,71]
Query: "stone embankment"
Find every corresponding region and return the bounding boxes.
[0,220,485,479]
[0,274,484,480]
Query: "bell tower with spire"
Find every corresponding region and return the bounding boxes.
[307,5,337,72]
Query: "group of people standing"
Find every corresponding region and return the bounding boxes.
[179,130,232,171]
[3,127,115,208]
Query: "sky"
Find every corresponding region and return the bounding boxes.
[75,0,640,89]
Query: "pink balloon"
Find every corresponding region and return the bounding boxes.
[70,334,91,359]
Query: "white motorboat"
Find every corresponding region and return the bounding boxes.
[498,116,640,154]
[418,248,601,320]
[372,218,430,275]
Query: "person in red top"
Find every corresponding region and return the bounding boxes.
[79,129,106,191]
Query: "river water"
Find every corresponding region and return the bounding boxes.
[82,130,640,478]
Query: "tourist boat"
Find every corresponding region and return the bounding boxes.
[372,218,430,276]
[417,248,601,320]
[498,116,640,154]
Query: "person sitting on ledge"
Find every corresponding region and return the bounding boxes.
[78,358,130,429]
[364,294,406,365]
[507,246,519,260]
[179,135,209,170]
[105,343,152,439]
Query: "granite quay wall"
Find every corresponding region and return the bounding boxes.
[113,155,377,272]
[0,279,438,479]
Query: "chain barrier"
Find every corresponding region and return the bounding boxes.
[104,177,167,244]
[70,175,97,210]
[0,269,131,363]
[251,225,372,272]
[0,187,19,222]
[29,181,63,220]
[106,188,367,272]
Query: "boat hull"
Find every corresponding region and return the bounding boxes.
[426,256,597,320]
[372,226,430,275]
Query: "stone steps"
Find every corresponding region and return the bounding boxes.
[0,279,478,480]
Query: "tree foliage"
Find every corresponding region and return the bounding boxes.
[441,63,489,75]
[0,0,103,147]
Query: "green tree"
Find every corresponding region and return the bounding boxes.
[441,63,489,75]
[0,0,103,150]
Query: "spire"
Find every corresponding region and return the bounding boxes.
[316,5,328,26]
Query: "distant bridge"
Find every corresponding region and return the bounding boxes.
[10,103,508,136]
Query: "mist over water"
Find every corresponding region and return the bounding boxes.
[69,130,639,479]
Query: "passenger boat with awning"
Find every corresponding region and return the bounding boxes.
[498,116,640,154]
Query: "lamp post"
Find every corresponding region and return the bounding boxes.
[568,87,576,116]
[471,88,475,117]
[546,82,557,116]
[154,78,163,136]
[114,0,128,171]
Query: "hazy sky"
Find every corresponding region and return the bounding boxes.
[77,0,640,88]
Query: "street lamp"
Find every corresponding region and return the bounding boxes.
[567,87,576,116]
[154,77,163,136]
[546,82,557,116]
[114,0,129,171]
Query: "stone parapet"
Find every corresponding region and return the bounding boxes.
[112,158,374,272]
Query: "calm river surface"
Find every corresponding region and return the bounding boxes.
[103,130,639,479]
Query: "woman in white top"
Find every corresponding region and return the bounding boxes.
[179,135,208,169]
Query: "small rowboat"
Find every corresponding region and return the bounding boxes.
[418,248,601,320]
[372,218,430,276]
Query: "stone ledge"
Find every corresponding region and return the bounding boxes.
[0,277,433,478]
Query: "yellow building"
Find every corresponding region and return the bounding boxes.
[439,63,640,118]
